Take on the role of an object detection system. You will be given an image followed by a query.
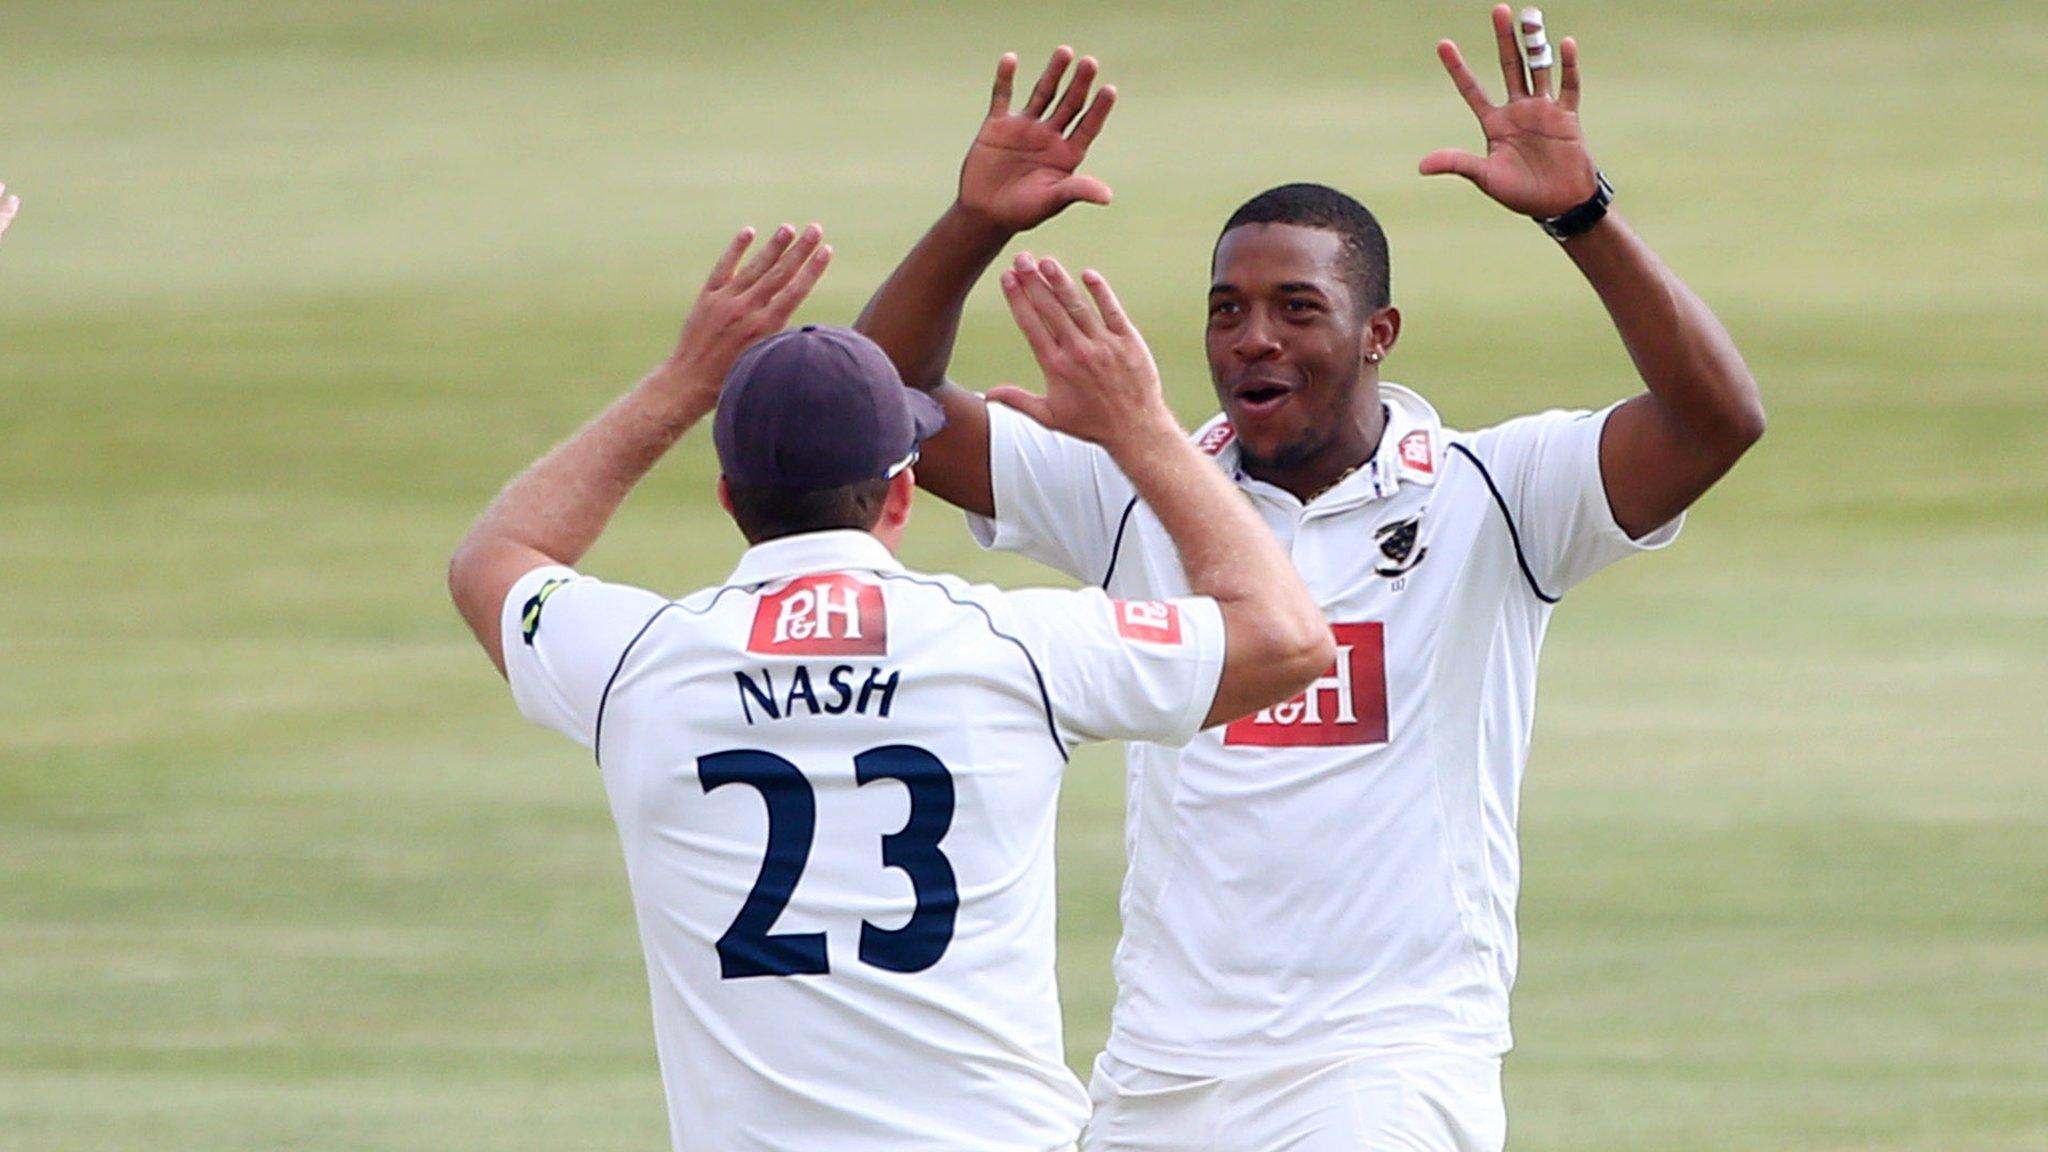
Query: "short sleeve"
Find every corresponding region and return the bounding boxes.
[997,586,1226,749]
[500,565,672,749]
[967,401,1138,585]
[1463,404,1683,596]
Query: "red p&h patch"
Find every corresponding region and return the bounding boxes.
[748,573,887,656]
[1114,599,1183,645]
[1223,622,1388,746]
[1398,430,1433,475]
[1196,423,1237,456]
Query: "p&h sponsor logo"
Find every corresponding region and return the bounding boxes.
[1397,429,1434,475]
[747,573,888,656]
[1195,422,1237,457]
[1115,599,1183,645]
[1223,622,1388,746]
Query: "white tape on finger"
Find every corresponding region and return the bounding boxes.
[1519,6,1553,70]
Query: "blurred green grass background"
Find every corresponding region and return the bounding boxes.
[2,2,2044,1149]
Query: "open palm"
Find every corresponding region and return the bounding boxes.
[1419,5,1600,218]
[959,49,1117,232]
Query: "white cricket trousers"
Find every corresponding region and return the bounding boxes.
[1079,1047,1505,1152]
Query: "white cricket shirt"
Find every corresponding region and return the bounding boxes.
[501,530,1224,1152]
[972,384,1681,1074]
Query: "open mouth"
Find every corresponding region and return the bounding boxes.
[1232,380,1294,418]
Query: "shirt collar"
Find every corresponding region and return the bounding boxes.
[725,529,904,587]
[1363,382,1444,499]
[1190,382,1443,510]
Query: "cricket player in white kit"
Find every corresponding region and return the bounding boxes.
[448,224,1333,1151]
[856,6,1765,1149]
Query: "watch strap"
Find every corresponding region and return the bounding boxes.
[1538,171,1614,241]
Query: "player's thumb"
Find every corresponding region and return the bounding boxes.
[985,385,1055,427]
[1418,150,1484,182]
[1055,176,1114,207]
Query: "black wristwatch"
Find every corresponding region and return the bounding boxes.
[1537,171,1614,241]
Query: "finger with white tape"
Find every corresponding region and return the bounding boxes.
[1519,7,1554,71]
[1518,6,1553,99]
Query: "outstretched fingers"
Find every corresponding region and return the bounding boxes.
[988,52,1018,118]
[755,224,825,299]
[1068,83,1116,150]
[769,223,825,273]
[701,227,758,292]
[1000,258,1060,362]
[1490,4,1530,100]
[765,241,832,317]
[1435,39,1494,121]
[1035,255,1106,340]
[1558,37,1581,113]
[1020,46,1075,119]
[729,224,798,292]
[1046,55,1098,131]
[1519,8,1552,98]
[1012,255,1075,343]
[667,224,827,397]
[1080,269,1131,336]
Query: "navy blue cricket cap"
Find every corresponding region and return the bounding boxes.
[713,325,946,490]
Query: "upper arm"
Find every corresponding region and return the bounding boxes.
[1198,603,1338,731]
[1470,405,1684,596]
[494,566,671,749]
[911,381,996,519]
[1598,391,1751,540]
[449,534,558,677]
[1002,587,1226,747]
[969,401,1134,584]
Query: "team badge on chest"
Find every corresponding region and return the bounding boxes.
[1374,514,1428,578]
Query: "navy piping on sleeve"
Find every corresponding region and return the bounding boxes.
[876,573,1069,763]
[1447,441,1562,606]
[591,585,750,768]
[1098,496,1141,589]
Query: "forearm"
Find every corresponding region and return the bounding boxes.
[461,369,713,567]
[446,366,712,676]
[854,203,1014,391]
[994,251,1332,721]
[1565,213,1764,448]
[450,222,831,675]
[1105,416,1323,645]
[1106,418,1332,724]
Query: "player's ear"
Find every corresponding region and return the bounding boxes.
[716,476,735,517]
[884,470,916,524]
[1362,305,1402,366]
[871,470,916,545]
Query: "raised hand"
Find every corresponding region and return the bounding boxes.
[991,253,1175,451]
[1419,5,1600,218]
[958,48,1118,233]
[0,183,18,240]
[660,223,832,399]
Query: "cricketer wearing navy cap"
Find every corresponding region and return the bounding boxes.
[447,223,1334,1152]
[714,323,946,492]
